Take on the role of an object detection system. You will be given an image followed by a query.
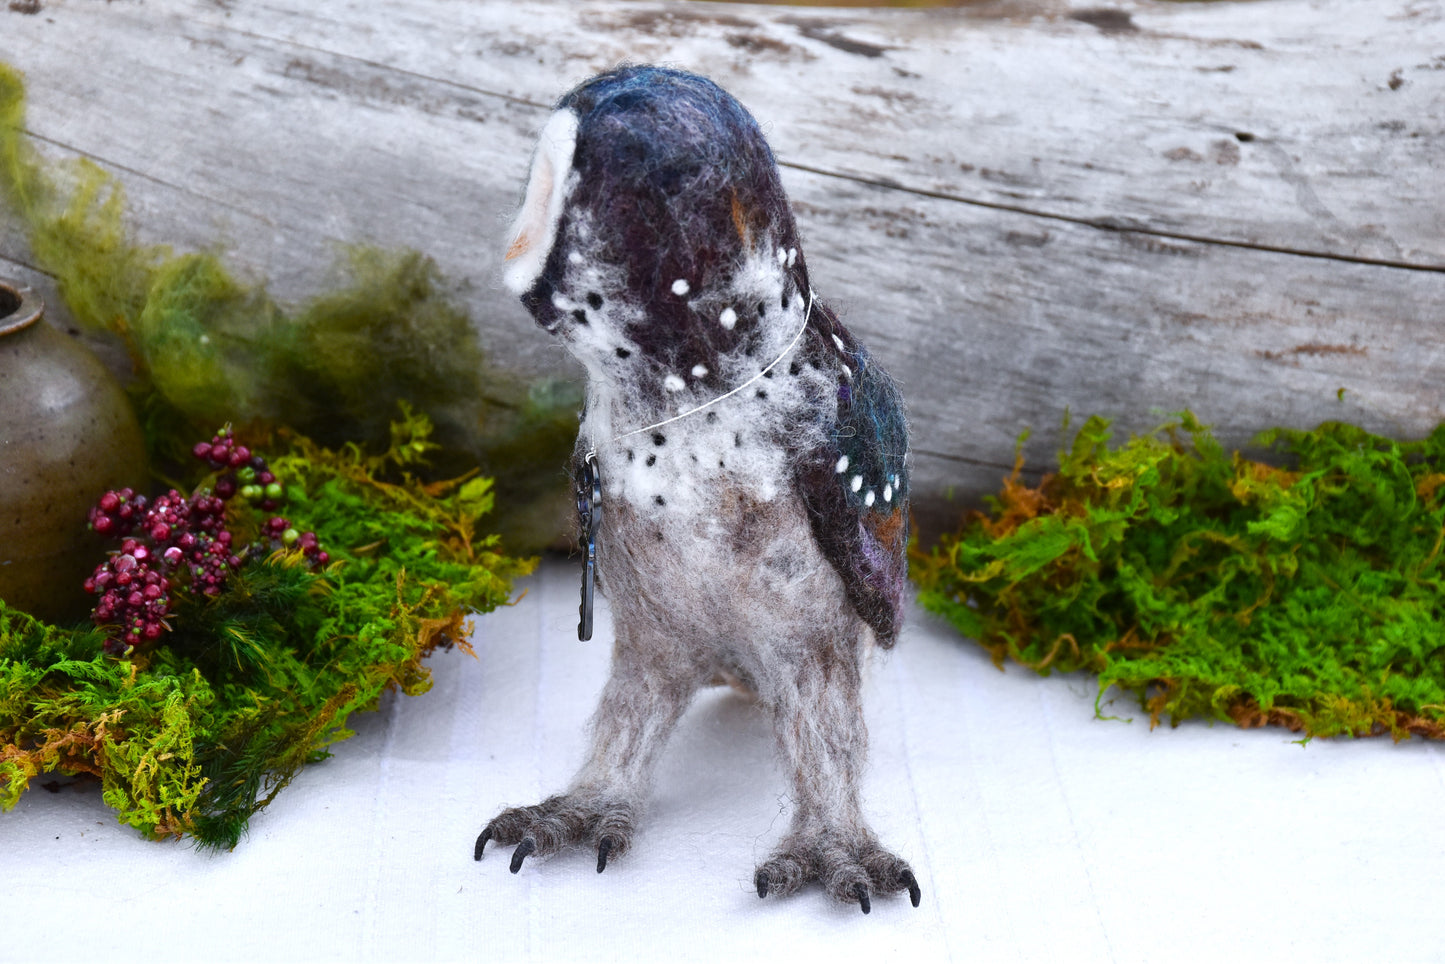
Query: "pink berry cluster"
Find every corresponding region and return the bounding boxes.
[193,426,285,510]
[260,516,330,568]
[86,488,241,654]
[190,429,324,568]
[84,427,328,656]
[86,545,170,652]
[86,487,148,538]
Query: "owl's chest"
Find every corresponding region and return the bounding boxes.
[593,466,836,661]
[583,386,798,517]
[583,404,829,630]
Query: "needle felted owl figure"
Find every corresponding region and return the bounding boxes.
[475,65,918,913]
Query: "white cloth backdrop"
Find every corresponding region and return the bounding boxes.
[4,560,1442,963]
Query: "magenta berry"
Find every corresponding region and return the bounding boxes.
[90,425,327,653]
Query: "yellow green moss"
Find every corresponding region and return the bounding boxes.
[1,411,533,848]
[911,414,1445,741]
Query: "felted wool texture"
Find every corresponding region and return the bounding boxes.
[485,65,917,911]
[504,66,910,643]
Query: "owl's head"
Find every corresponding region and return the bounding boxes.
[504,66,815,403]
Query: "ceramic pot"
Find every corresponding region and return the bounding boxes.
[0,280,148,624]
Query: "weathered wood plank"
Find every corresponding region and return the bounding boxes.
[150,0,1445,268]
[2,0,1442,542]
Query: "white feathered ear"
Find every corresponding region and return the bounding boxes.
[503,109,579,294]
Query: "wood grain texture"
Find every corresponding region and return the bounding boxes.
[2,0,1442,540]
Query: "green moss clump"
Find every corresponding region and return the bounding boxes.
[911,413,1445,741]
[0,411,534,848]
[0,61,577,551]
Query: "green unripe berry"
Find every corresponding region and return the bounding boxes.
[282,528,300,547]
[241,484,262,501]
[238,467,256,483]
[265,482,285,500]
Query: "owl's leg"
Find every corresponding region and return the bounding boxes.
[754,637,921,913]
[475,644,698,873]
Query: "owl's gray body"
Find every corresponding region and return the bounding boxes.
[476,66,919,912]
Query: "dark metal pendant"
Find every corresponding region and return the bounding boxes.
[577,454,602,641]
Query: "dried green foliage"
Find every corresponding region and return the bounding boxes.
[0,411,535,848]
[911,414,1445,741]
[0,62,577,550]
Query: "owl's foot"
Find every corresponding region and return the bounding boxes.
[474,792,635,874]
[753,831,921,914]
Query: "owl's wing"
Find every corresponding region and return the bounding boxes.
[792,325,910,647]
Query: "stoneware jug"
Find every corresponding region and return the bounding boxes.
[0,280,148,623]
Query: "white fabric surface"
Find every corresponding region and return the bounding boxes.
[4,559,1443,963]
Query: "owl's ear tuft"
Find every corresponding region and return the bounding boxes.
[504,109,579,294]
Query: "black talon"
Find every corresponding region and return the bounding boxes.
[901,869,921,907]
[854,882,871,914]
[597,837,614,874]
[755,871,770,899]
[473,827,491,861]
[510,838,536,873]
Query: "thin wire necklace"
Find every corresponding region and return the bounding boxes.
[583,289,816,463]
